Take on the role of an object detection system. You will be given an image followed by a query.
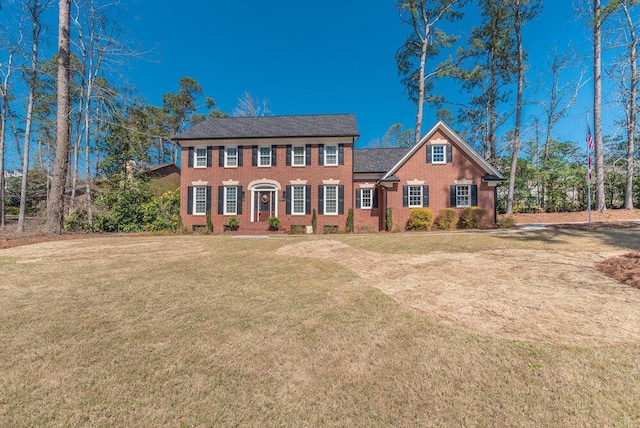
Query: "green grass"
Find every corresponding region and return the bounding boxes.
[0,231,639,426]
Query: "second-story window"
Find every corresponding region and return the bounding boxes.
[195,148,207,168]
[324,145,338,166]
[292,146,305,166]
[259,146,271,167]
[225,147,238,167]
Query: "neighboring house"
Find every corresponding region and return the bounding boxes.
[174,115,504,233]
[143,163,181,196]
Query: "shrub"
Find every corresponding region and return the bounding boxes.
[311,209,317,234]
[386,208,392,231]
[5,206,19,216]
[461,206,488,229]
[290,224,305,234]
[497,214,517,229]
[206,210,213,233]
[323,225,339,234]
[406,208,434,231]
[64,208,89,232]
[268,216,280,231]
[434,208,458,230]
[142,189,182,232]
[345,208,354,233]
[228,217,239,230]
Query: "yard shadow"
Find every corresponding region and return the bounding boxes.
[494,229,571,245]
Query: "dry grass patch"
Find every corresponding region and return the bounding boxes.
[1,232,640,426]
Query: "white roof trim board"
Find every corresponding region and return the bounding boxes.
[380,121,504,180]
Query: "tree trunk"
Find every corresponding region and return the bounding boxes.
[624,4,637,211]
[0,51,13,228]
[46,0,72,234]
[593,0,606,211]
[507,1,524,215]
[414,20,430,145]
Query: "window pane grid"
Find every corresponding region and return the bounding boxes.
[408,186,422,207]
[456,185,470,207]
[292,185,305,215]
[226,147,237,167]
[225,187,237,214]
[325,145,338,165]
[361,189,372,209]
[195,148,207,167]
[292,146,305,166]
[432,145,445,163]
[259,147,271,166]
[194,187,207,214]
[325,185,337,214]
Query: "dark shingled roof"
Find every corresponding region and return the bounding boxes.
[353,147,410,173]
[174,114,359,140]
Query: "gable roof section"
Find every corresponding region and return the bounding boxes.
[173,114,359,141]
[353,147,410,173]
[381,121,504,180]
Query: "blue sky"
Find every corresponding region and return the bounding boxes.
[119,0,596,149]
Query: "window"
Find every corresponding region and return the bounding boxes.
[225,147,238,167]
[408,186,422,208]
[324,185,338,215]
[324,145,338,166]
[456,185,471,207]
[258,146,271,167]
[292,185,306,215]
[431,145,445,164]
[193,186,207,215]
[360,188,373,209]
[292,146,305,166]
[225,186,237,215]
[195,148,207,168]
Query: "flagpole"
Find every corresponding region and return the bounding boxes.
[586,118,592,226]
[587,162,592,226]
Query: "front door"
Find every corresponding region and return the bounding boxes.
[258,191,271,222]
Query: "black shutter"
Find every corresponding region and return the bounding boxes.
[218,186,224,214]
[271,145,277,166]
[187,186,193,214]
[471,185,478,206]
[305,185,311,214]
[286,145,292,166]
[305,145,311,166]
[426,146,432,163]
[356,189,362,209]
[188,147,194,168]
[238,146,244,166]
[252,146,258,166]
[206,186,212,213]
[422,185,429,207]
[285,186,291,215]
[338,185,344,215]
[318,185,324,214]
[237,186,243,214]
[318,144,324,165]
[372,189,378,208]
[402,186,409,207]
[219,146,224,167]
[450,185,457,207]
[446,144,453,163]
[207,146,213,167]
[338,144,344,165]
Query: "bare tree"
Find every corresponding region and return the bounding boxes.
[45,0,71,234]
[17,0,50,232]
[233,92,270,117]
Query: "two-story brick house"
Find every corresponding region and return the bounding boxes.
[174,114,504,233]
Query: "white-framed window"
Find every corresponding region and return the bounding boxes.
[431,145,445,164]
[224,186,238,215]
[456,185,471,207]
[360,188,373,209]
[324,185,338,215]
[258,146,271,167]
[408,185,423,208]
[193,186,207,215]
[324,145,338,166]
[195,148,207,168]
[225,147,238,167]
[292,145,305,166]
[292,185,306,215]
